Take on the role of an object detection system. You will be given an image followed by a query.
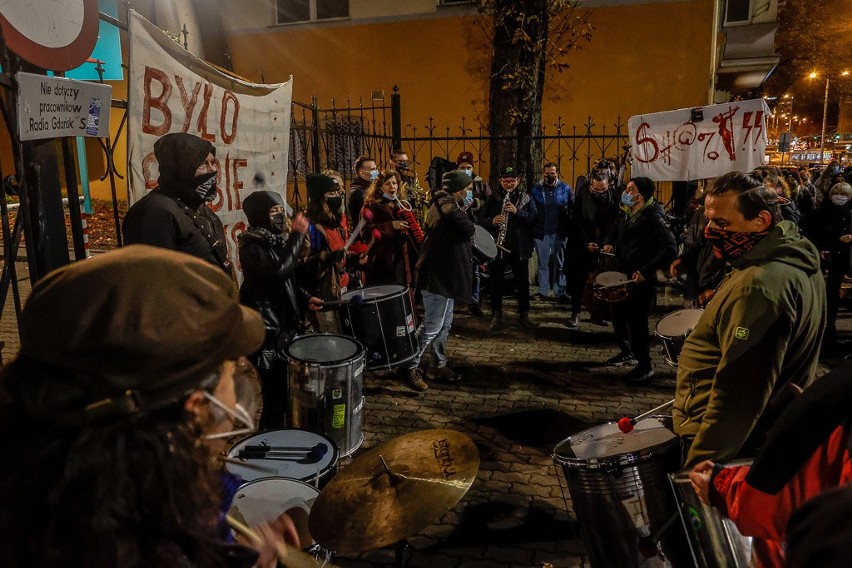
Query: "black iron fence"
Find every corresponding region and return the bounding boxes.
[287,88,631,206]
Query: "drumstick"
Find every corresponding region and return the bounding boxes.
[617,399,675,433]
[226,514,341,568]
[344,217,366,251]
[219,457,278,474]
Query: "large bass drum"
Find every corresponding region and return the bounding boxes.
[285,334,365,457]
[339,285,417,369]
[553,416,689,567]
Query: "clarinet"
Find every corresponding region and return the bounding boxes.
[495,190,512,249]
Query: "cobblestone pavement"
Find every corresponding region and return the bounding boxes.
[1,260,849,568]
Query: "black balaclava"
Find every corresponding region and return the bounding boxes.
[154,133,217,207]
[243,190,286,233]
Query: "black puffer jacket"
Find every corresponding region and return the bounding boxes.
[416,190,475,301]
[238,191,307,367]
[605,199,677,281]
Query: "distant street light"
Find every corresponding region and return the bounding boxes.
[809,70,850,165]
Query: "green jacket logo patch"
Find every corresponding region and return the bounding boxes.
[734,327,749,340]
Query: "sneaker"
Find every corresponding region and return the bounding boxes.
[519,312,538,329]
[489,313,502,331]
[531,293,546,301]
[469,303,485,318]
[556,294,571,305]
[623,365,655,383]
[432,365,462,383]
[605,352,637,367]
[566,313,580,328]
[406,367,428,391]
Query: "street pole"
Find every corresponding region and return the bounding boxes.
[819,77,830,165]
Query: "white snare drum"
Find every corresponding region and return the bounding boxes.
[226,428,339,488]
[230,477,318,530]
[655,308,704,367]
[593,271,630,303]
[473,225,498,260]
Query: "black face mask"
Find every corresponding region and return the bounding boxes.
[327,196,343,213]
[544,175,557,186]
[591,190,609,202]
[270,212,286,233]
[193,171,218,202]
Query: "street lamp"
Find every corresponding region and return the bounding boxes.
[809,70,850,165]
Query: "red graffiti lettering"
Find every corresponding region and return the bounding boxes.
[221,90,240,144]
[142,67,172,135]
[175,76,202,133]
[197,83,216,142]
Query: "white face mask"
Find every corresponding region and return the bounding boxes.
[830,195,850,207]
[459,167,473,177]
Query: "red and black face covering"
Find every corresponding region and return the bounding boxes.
[704,225,769,261]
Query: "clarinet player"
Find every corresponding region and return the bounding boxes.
[480,166,537,331]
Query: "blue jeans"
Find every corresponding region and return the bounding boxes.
[409,290,454,369]
[534,234,566,296]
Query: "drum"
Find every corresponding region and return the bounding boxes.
[472,224,498,260]
[593,271,630,303]
[229,477,318,532]
[553,416,689,567]
[669,468,753,568]
[229,477,334,562]
[655,308,704,367]
[339,285,417,369]
[285,334,365,457]
[226,428,339,488]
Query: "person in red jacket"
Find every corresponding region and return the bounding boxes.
[689,359,852,568]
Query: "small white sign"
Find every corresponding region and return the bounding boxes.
[17,72,112,141]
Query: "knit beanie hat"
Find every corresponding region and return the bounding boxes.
[306,173,339,203]
[631,177,656,200]
[442,171,473,193]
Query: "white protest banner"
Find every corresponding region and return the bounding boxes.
[127,9,291,274]
[17,72,112,140]
[628,99,770,181]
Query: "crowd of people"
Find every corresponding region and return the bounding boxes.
[2,131,850,566]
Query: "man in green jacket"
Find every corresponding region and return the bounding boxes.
[674,171,826,468]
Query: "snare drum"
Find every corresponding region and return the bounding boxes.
[285,334,365,457]
[229,477,334,561]
[230,477,318,532]
[472,225,498,260]
[655,309,704,367]
[669,467,753,567]
[339,285,417,369]
[593,271,630,303]
[226,429,339,488]
[553,416,689,567]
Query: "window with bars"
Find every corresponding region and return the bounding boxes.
[276,0,349,24]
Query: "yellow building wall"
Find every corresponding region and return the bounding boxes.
[227,0,714,148]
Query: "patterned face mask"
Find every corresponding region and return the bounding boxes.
[193,171,218,202]
[704,224,769,261]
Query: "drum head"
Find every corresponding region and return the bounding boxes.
[286,334,362,364]
[230,477,319,528]
[595,271,629,287]
[226,429,339,482]
[474,225,498,259]
[656,308,705,337]
[343,285,405,301]
[554,416,675,463]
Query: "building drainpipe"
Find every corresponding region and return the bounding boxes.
[708,0,722,105]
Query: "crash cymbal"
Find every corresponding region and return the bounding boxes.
[308,429,479,553]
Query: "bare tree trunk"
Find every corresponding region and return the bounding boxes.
[487,0,548,190]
